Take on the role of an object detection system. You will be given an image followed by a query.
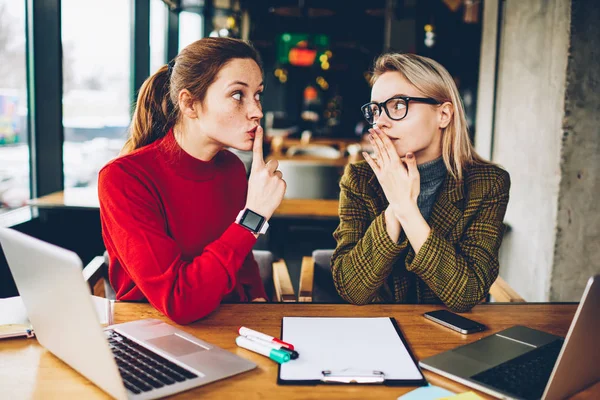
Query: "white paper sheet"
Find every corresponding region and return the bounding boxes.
[279,317,423,381]
[0,295,112,327]
[0,296,30,326]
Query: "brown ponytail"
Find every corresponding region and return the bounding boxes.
[122,65,174,155]
[121,37,262,155]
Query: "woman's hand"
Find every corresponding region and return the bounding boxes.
[384,205,402,242]
[245,126,286,220]
[362,126,420,220]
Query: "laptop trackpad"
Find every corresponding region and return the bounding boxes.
[146,334,208,357]
[453,334,533,365]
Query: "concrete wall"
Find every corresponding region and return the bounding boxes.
[474,0,500,161]
[552,0,600,301]
[492,0,571,301]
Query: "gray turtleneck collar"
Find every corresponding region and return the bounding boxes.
[416,157,446,221]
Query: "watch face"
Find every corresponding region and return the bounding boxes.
[241,209,264,232]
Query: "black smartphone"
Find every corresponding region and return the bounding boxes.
[423,310,486,334]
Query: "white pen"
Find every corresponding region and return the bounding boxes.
[238,326,295,350]
[235,336,290,363]
[242,335,299,359]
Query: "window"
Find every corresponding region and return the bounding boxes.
[150,0,168,74]
[179,11,203,51]
[61,0,131,190]
[0,1,29,213]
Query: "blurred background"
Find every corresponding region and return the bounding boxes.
[0,0,598,304]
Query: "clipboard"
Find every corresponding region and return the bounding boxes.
[277,317,427,386]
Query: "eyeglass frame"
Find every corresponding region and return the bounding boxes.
[360,95,441,125]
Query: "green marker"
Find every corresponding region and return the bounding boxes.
[236,336,290,363]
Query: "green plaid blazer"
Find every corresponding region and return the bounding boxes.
[331,160,510,312]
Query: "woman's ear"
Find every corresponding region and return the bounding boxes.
[178,89,199,119]
[439,102,453,129]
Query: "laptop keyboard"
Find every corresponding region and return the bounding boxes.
[471,339,564,400]
[106,330,198,394]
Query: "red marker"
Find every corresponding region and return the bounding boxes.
[238,326,295,350]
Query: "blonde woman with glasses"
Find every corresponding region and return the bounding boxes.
[331,53,510,312]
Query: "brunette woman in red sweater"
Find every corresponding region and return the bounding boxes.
[98,38,286,325]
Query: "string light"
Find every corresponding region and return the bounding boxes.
[316,76,329,90]
[274,68,288,84]
[424,24,435,48]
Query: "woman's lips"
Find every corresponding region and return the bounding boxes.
[247,126,258,138]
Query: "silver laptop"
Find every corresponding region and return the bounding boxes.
[0,227,256,400]
[420,275,600,400]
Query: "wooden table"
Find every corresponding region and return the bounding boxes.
[1,303,598,399]
[28,188,340,219]
[268,137,361,156]
[273,198,338,219]
[267,155,349,167]
[28,187,100,210]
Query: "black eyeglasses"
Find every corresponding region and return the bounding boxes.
[360,95,440,125]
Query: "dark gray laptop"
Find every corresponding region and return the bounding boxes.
[420,275,599,400]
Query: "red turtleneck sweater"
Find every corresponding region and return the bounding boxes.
[98,130,266,325]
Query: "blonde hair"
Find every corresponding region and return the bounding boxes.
[371,53,488,180]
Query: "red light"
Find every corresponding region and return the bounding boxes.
[289,47,317,67]
[303,86,318,101]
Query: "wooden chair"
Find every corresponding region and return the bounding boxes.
[298,250,345,303]
[82,252,114,299]
[83,250,296,303]
[298,249,525,303]
[489,275,526,302]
